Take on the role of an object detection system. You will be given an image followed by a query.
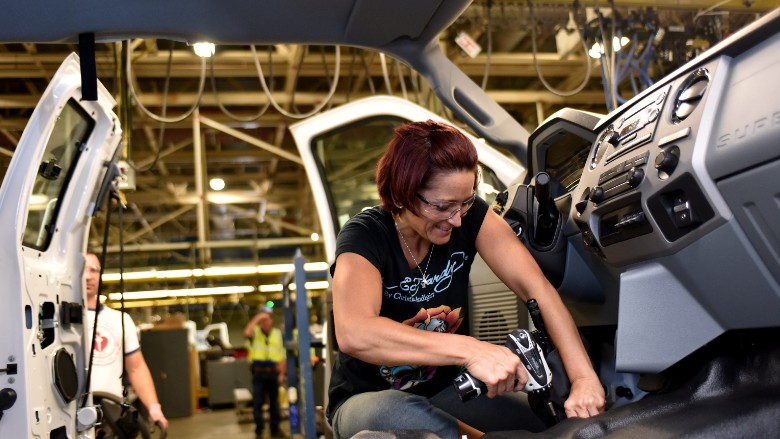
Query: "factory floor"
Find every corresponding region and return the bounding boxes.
[166,408,296,439]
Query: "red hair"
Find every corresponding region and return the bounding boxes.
[376,120,478,216]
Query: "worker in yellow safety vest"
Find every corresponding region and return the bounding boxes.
[244,306,286,439]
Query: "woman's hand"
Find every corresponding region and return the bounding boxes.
[563,376,605,418]
[464,341,527,398]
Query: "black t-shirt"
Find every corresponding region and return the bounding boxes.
[326,197,490,422]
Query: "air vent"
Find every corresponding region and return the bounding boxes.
[673,68,709,123]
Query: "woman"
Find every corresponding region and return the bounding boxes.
[327,120,604,438]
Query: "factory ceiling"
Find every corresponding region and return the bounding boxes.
[0,0,776,305]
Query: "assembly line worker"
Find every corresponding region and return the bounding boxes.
[244,306,286,439]
[326,120,605,439]
[83,252,169,430]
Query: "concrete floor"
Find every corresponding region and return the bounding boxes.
[165,408,293,439]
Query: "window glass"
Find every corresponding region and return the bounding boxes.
[23,99,94,250]
[311,117,506,235]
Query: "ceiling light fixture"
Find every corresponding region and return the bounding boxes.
[588,36,631,59]
[192,42,216,58]
[209,177,226,191]
[107,285,255,301]
[101,261,330,282]
[104,281,329,301]
[259,280,330,293]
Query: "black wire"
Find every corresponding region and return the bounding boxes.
[118,194,128,404]
[81,195,114,409]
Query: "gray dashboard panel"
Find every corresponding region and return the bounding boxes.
[706,31,780,180]
[616,220,780,372]
[551,8,780,373]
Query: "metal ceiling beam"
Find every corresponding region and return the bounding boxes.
[199,115,303,165]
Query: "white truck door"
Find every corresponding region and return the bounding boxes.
[290,95,528,352]
[0,53,122,439]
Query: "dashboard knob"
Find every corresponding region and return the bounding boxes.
[605,130,620,146]
[628,168,645,187]
[575,199,588,214]
[575,187,591,214]
[590,186,605,204]
[655,148,680,175]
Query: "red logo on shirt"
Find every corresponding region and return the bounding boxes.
[94,330,109,352]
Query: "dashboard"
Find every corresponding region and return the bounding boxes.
[509,8,780,372]
[573,62,721,265]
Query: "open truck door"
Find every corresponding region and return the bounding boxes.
[289,95,528,409]
[0,53,122,439]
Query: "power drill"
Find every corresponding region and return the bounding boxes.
[453,299,565,427]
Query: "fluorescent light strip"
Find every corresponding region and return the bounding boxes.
[102,261,329,282]
[106,281,330,301]
[107,285,255,301]
[258,280,330,293]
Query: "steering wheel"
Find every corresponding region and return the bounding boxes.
[92,391,168,439]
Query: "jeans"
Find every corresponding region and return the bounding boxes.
[331,384,546,439]
[252,368,281,435]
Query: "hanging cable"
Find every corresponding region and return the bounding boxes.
[134,42,174,174]
[288,46,308,113]
[592,4,617,110]
[608,0,619,110]
[379,52,393,95]
[528,0,592,97]
[344,48,357,102]
[360,51,377,95]
[117,195,129,406]
[320,46,338,111]
[254,45,341,119]
[80,196,115,409]
[394,59,408,100]
[125,40,207,123]
[408,66,421,104]
[209,46,271,122]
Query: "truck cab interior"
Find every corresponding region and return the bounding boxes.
[1,1,779,438]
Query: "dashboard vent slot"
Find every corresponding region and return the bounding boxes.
[673,68,709,123]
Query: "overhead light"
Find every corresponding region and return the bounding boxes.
[588,36,631,59]
[209,177,226,191]
[259,280,330,293]
[104,281,329,301]
[193,42,216,58]
[588,42,603,59]
[259,284,283,293]
[203,265,257,276]
[311,232,320,241]
[102,261,330,282]
[107,285,255,301]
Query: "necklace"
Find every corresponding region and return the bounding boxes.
[394,220,433,288]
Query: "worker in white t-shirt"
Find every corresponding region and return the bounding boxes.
[84,252,168,430]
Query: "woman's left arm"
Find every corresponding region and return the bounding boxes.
[476,210,605,418]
